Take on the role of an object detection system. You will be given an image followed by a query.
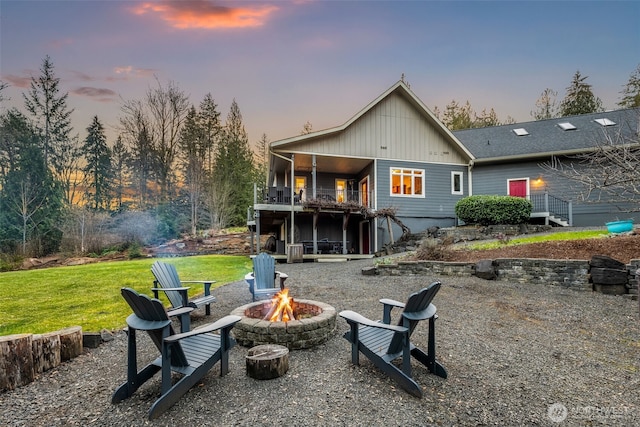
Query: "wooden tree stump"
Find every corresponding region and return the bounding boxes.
[32,332,61,373]
[59,326,83,361]
[0,334,34,391]
[246,344,289,380]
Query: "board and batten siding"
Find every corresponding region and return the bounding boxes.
[281,92,469,164]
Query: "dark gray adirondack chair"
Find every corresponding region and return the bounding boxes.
[151,261,217,318]
[339,282,447,397]
[112,288,240,420]
[244,252,288,301]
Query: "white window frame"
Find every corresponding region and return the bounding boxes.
[451,171,463,195]
[390,167,425,198]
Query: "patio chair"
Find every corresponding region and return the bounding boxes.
[151,261,217,320]
[244,252,288,301]
[112,288,240,420]
[339,282,447,397]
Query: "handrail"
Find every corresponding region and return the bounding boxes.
[528,192,572,225]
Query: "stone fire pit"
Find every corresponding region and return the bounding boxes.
[230,299,336,350]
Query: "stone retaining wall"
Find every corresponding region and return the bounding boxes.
[376,258,640,296]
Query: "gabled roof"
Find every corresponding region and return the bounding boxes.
[270,80,475,160]
[454,108,640,163]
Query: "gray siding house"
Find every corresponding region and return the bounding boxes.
[249,81,640,256]
[250,81,473,256]
[454,108,640,227]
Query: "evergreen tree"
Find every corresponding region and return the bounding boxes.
[0,116,63,256]
[255,133,270,197]
[111,135,129,211]
[213,99,256,226]
[618,64,640,108]
[559,71,603,116]
[130,125,155,208]
[198,93,221,173]
[179,105,207,235]
[82,116,112,211]
[0,109,31,178]
[23,55,74,171]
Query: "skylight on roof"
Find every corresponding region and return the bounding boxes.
[513,128,529,136]
[558,122,576,131]
[594,118,616,127]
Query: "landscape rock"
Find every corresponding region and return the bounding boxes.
[474,259,497,280]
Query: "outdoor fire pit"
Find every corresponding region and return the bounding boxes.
[230,289,336,350]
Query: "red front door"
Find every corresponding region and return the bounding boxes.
[509,179,527,198]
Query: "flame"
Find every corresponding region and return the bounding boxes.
[264,288,296,322]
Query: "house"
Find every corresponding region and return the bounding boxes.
[454,107,640,227]
[249,80,640,257]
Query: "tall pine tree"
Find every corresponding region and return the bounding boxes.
[23,55,74,172]
[618,64,640,108]
[213,100,255,226]
[559,71,603,116]
[82,116,112,211]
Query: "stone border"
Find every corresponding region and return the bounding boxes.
[373,258,640,298]
[230,299,337,350]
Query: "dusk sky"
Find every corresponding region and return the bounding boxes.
[1,0,638,148]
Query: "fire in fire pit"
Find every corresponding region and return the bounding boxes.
[230,292,337,350]
[264,288,295,322]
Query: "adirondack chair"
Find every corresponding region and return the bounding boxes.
[244,252,288,301]
[112,288,241,420]
[151,261,217,318]
[339,282,447,397]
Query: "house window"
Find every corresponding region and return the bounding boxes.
[335,179,346,202]
[295,176,306,200]
[451,171,463,195]
[390,168,424,197]
[359,176,370,207]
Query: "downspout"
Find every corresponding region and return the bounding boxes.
[271,151,295,246]
[465,160,474,227]
[468,160,474,196]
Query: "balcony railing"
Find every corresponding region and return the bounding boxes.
[260,187,370,207]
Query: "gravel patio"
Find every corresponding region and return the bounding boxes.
[1,257,638,426]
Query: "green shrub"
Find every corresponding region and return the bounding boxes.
[455,195,532,225]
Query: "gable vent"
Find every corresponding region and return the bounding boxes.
[512,128,529,136]
[558,122,576,131]
[594,118,616,127]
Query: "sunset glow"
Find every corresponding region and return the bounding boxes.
[131,1,279,29]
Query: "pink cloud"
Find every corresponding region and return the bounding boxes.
[130,1,279,29]
[1,74,32,88]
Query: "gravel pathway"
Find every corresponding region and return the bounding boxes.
[1,258,638,426]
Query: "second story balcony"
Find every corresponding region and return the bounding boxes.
[259,186,371,209]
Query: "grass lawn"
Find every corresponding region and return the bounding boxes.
[465,229,609,250]
[0,255,251,336]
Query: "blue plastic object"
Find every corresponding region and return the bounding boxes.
[605,220,634,233]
